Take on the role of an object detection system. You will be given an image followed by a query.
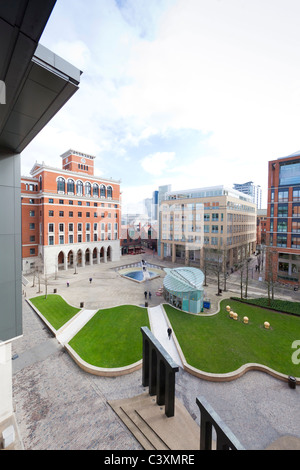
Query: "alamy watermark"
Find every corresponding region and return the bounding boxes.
[0,80,6,104]
[291,340,300,365]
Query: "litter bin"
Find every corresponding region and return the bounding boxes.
[53,288,57,293]
[288,376,296,389]
[80,302,84,308]
[145,301,148,307]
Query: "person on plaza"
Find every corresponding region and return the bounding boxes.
[144,291,147,299]
[89,277,92,283]
[167,327,172,340]
[148,291,152,300]
[67,281,69,287]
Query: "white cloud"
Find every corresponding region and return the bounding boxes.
[141,151,175,175]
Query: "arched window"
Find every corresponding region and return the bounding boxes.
[100,184,106,197]
[76,180,83,196]
[57,177,65,193]
[67,179,75,194]
[107,185,113,198]
[85,181,91,196]
[93,183,99,197]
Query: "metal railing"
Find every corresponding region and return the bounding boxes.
[196,396,245,450]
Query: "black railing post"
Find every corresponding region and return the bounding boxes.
[196,396,245,450]
[141,327,179,418]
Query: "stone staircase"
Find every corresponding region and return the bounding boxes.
[108,392,200,450]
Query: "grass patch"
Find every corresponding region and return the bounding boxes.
[164,300,300,376]
[30,294,80,330]
[69,305,149,368]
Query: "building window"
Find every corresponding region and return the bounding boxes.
[93,183,99,197]
[292,236,300,248]
[278,189,289,202]
[49,224,54,232]
[86,212,90,217]
[30,223,35,230]
[69,211,73,217]
[49,198,53,203]
[277,220,287,232]
[69,234,74,244]
[293,205,300,217]
[49,236,54,245]
[69,223,73,232]
[292,221,300,233]
[30,248,35,255]
[293,188,300,202]
[277,234,287,247]
[57,177,65,193]
[59,199,64,204]
[107,186,112,198]
[59,211,64,217]
[78,212,82,217]
[278,204,288,218]
[86,223,90,231]
[59,235,64,244]
[29,210,35,216]
[30,235,35,242]
[49,210,54,217]
[78,223,82,232]
[100,184,106,197]
[67,179,75,194]
[59,223,64,232]
[76,180,83,196]
[85,182,91,196]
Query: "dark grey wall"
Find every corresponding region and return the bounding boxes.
[0,151,22,341]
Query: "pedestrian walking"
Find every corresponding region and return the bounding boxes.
[148,291,152,300]
[89,277,92,283]
[67,281,69,287]
[167,327,172,340]
[144,291,147,299]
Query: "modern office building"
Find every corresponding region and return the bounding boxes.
[0,1,81,446]
[21,149,121,275]
[159,185,256,270]
[266,151,300,286]
[233,181,262,209]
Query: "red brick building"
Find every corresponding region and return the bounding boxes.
[21,150,121,274]
[266,151,300,286]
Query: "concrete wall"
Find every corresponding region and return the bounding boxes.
[0,151,22,342]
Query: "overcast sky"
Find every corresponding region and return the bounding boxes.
[21,0,300,211]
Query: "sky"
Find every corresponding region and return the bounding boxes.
[20,0,300,212]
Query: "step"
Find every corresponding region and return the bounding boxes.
[108,393,200,450]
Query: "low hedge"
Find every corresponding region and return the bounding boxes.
[231,297,300,316]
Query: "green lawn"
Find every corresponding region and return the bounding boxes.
[164,300,300,376]
[30,294,80,330]
[69,305,149,368]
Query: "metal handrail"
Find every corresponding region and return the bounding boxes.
[196,396,245,450]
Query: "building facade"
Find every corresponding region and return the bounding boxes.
[266,152,300,286]
[159,185,256,270]
[21,150,121,275]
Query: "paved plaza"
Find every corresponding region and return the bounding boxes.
[11,252,300,450]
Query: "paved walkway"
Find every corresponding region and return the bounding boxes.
[148,305,183,368]
[56,309,97,345]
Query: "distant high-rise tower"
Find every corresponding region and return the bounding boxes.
[233,181,262,209]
